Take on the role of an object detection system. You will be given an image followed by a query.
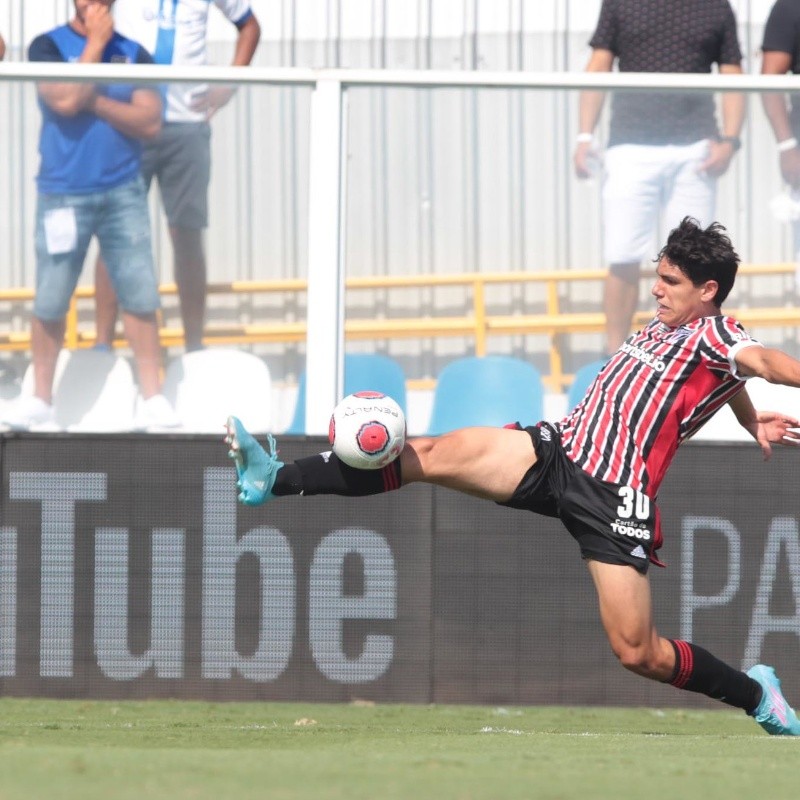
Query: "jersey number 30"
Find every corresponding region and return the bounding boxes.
[616,486,650,521]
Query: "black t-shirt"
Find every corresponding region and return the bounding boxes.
[589,0,742,146]
[762,0,800,137]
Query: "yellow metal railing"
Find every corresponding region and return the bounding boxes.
[0,263,796,392]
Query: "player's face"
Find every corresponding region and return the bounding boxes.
[651,257,718,328]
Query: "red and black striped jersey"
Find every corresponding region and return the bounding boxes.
[559,315,760,498]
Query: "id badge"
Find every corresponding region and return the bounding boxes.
[43,207,78,255]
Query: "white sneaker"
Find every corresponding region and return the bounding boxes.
[0,395,56,430]
[135,393,182,432]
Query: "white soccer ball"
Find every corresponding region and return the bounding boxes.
[329,391,406,470]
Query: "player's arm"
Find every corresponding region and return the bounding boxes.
[0,32,6,61]
[728,388,800,460]
[88,86,162,139]
[730,346,800,458]
[735,344,800,386]
[574,48,613,179]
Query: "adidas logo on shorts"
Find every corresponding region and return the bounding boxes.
[630,545,646,559]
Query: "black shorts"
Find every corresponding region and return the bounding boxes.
[499,423,664,574]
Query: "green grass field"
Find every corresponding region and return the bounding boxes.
[0,698,797,800]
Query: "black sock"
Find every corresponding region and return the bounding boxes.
[667,639,762,713]
[273,453,402,497]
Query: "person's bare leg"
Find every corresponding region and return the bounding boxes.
[587,559,675,681]
[400,426,538,501]
[121,310,162,399]
[170,226,206,351]
[604,262,640,354]
[31,316,65,404]
[93,254,119,348]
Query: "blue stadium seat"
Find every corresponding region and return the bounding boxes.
[566,359,606,412]
[426,355,544,435]
[286,353,408,434]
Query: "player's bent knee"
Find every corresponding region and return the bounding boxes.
[615,646,650,675]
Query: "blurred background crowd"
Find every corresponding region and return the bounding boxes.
[0,0,798,436]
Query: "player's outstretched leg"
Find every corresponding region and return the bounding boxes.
[223,419,536,504]
[747,664,800,735]
[225,416,284,506]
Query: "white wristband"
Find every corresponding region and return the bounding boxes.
[576,132,594,144]
[778,137,798,153]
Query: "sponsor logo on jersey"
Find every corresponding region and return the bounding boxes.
[620,342,667,372]
[610,519,651,541]
[667,327,691,344]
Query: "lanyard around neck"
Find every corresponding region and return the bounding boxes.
[158,0,180,27]
[154,0,180,64]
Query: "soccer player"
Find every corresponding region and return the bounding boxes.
[225,217,800,735]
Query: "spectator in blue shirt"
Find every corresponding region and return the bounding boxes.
[1,0,179,431]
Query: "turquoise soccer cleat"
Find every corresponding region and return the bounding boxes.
[747,664,800,736]
[225,416,284,506]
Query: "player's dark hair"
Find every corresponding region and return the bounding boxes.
[655,217,739,306]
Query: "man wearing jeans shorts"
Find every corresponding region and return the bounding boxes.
[225,218,800,736]
[93,0,261,352]
[0,0,179,431]
[573,0,745,355]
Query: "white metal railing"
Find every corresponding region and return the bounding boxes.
[6,62,800,89]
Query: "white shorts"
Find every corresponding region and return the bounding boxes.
[787,190,800,286]
[601,140,716,266]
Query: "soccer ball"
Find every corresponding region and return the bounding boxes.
[329,391,406,470]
